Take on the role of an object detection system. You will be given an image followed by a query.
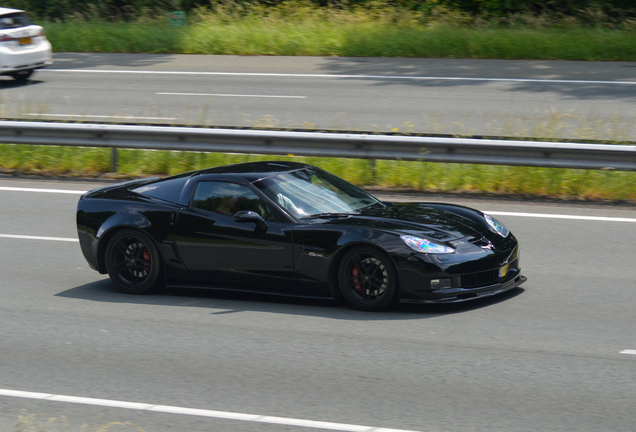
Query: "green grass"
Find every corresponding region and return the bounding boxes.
[2,144,635,201]
[41,2,636,60]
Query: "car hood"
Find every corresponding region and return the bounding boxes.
[326,203,488,242]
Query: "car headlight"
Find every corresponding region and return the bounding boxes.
[401,235,455,254]
[484,214,509,238]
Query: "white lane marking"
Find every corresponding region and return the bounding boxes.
[485,211,636,223]
[157,92,307,98]
[620,350,636,355]
[49,395,153,409]
[26,113,178,120]
[0,388,420,432]
[0,187,85,194]
[41,69,636,85]
[3,187,636,223]
[0,234,78,242]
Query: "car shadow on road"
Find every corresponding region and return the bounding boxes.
[56,279,525,321]
[0,78,46,89]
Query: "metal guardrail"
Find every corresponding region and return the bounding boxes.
[1,121,635,171]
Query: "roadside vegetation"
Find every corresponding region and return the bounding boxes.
[32,1,636,60]
[1,144,635,202]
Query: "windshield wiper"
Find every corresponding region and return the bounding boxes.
[300,212,354,220]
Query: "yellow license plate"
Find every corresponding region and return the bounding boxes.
[18,37,33,45]
[499,264,510,279]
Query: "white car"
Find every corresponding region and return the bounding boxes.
[0,7,52,81]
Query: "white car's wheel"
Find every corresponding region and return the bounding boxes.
[11,70,34,81]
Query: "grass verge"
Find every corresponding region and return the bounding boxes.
[1,144,635,202]
[43,2,636,60]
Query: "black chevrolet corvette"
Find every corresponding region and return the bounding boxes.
[77,161,526,311]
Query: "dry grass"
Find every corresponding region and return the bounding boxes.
[15,410,145,432]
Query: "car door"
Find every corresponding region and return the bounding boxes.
[172,180,295,292]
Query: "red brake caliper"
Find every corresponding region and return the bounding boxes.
[142,248,151,273]
[352,266,363,293]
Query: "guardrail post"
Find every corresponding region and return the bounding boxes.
[369,159,377,185]
[111,148,118,173]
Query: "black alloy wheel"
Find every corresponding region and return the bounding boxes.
[105,229,162,294]
[338,246,397,311]
[11,70,33,81]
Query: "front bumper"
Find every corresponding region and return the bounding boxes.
[396,237,525,303]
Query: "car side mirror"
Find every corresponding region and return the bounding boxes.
[233,211,269,231]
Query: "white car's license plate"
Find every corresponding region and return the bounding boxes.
[499,264,510,279]
[18,37,33,45]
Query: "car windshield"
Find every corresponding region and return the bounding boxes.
[0,13,32,29]
[252,168,383,218]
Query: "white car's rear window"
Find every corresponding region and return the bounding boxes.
[0,12,32,30]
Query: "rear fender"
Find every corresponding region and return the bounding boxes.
[94,213,156,274]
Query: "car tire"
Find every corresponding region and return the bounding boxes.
[337,246,397,311]
[10,70,34,81]
[105,229,162,294]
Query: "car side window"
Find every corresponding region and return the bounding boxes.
[192,181,273,220]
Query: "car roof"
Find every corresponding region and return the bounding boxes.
[198,161,312,182]
[0,8,24,15]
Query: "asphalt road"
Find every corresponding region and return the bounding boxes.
[1,53,636,139]
[1,176,635,431]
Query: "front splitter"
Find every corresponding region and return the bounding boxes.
[401,275,527,304]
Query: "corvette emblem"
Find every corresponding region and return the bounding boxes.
[480,241,495,250]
